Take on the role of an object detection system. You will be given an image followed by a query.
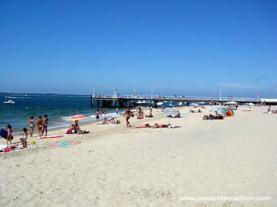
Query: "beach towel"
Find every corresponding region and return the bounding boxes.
[0,144,23,153]
[40,135,64,139]
[0,144,7,151]
[49,140,80,148]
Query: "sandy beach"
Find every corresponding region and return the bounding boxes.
[0,106,276,207]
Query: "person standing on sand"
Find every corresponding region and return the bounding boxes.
[96,109,100,122]
[6,124,13,146]
[123,108,133,127]
[37,116,43,137]
[28,116,35,137]
[42,114,48,136]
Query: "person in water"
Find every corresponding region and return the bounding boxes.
[37,116,43,137]
[42,114,48,136]
[29,116,35,137]
[123,108,133,127]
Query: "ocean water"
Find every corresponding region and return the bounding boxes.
[0,93,117,133]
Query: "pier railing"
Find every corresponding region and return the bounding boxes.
[91,95,260,102]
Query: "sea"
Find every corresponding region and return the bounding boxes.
[0,93,118,133]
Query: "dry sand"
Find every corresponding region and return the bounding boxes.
[0,106,276,207]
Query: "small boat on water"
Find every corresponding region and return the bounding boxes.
[3,100,15,104]
[4,96,16,99]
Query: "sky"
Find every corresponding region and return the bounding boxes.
[0,0,277,97]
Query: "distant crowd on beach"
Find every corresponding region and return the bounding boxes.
[1,103,276,153]
[0,114,48,148]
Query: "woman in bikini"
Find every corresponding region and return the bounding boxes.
[37,116,43,137]
[42,114,48,136]
[29,116,35,137]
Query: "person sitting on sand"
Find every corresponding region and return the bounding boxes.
[74,120,80,132]
[20,128,28,148]
[267,106,271,113]
[123,108,133,128]
[137,106,144,119]
[73,120,89,134]
[66,124,76,134]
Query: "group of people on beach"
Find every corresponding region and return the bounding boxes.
[0,114,48,148]
[266,106,277,114]
[66,120,89,134]
[123,106,154,127]
[28,114,48,137]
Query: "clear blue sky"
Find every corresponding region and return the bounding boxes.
[0,0,276,97]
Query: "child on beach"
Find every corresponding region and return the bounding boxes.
[20,128,28,148]
[42,114,48,136]
[37,116,43,137]
[6,124,13,146]
[29,116,35,137]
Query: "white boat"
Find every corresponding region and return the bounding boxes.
[3,100,15,104]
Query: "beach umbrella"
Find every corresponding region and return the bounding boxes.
[71,114,88,121]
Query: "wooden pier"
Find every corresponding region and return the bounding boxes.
[90,95,262,108]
